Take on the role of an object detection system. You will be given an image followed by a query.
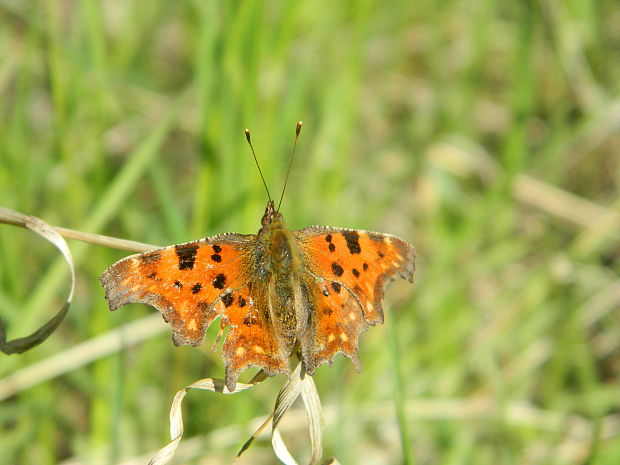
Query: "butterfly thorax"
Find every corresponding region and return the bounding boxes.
[256,200,300,275]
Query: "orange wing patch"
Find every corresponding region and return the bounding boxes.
[295,227,415,325]
[217,284,289,390]
[299,275,369,374]
[99,234,253,346]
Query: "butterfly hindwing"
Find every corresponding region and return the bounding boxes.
[296,274,369,374]
[217,283,289,391]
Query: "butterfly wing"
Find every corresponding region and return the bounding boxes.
[99,233,289,390]
[218,282,289,390]
[293,227,415,372]
[295,274,370,374]
[99,233,253,346]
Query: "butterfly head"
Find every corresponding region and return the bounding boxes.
[261,200,284,227]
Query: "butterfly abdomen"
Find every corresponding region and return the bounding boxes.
[257,226,300,352]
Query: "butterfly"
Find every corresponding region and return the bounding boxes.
[99,123,416,392]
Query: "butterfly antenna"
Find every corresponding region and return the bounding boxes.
[277,121,302,212]
[245,128,272,202]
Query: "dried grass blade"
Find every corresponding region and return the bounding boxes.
[0,208,75,354]
[0,206,158,253]
[300,373,323,465]
[272,427,299,465]
[233,413,274,461]
[273,362,304,429]
[148,376,262,465]
[271,363,304,464]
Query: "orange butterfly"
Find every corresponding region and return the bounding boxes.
[99,123,415,391]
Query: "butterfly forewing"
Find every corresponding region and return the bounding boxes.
[294,227,415,326]
[99,233,255,346]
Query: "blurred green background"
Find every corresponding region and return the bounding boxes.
[1,1,620,464]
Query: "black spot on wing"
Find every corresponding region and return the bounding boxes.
[176,244,198,270]
[363,263,369,271]
[222,293,234,307]
[211,254,222,262]
[352,268,360,278]
[342,231,361,254]
[173,280,183,289]
[191,283,202,294]
[331,262,344,277]
[238,296,246,307]
[328,243,336,252]
[331,282,342,293]
[212,245,222,253]
[213,273,226,289]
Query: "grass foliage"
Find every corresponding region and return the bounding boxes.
[1,0,620,463]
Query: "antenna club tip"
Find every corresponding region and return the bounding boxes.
[296,121,302,136]
[245,128,251,143]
